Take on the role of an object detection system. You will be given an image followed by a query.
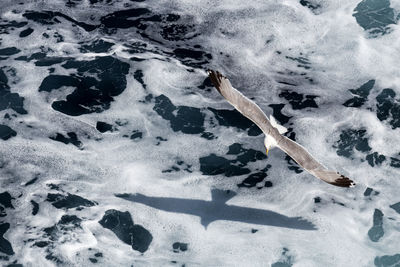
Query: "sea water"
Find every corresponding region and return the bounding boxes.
[0,0,399,266]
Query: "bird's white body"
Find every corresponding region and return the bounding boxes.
[264,115,287,151]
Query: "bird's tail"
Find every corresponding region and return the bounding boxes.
[269,115,288,134]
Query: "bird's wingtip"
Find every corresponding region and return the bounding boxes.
[331,175,356,188]
[207,69,224,94]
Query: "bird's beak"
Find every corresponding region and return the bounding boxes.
[266,148,269,156]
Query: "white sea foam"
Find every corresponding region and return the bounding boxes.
[0,0,399,266]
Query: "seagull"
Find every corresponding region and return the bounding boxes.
[207,70,355,187]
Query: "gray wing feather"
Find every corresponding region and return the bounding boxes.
[208,70,355,187]
[207,70,278,137]
[278,136,355,187]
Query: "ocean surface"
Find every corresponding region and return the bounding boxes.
[0,0,400,266]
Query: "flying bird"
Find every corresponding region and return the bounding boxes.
[207,70,355,187]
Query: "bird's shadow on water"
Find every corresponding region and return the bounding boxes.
[115,189,317,230]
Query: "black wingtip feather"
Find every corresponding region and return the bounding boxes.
[331,175,356,188]
[207,69,224,95]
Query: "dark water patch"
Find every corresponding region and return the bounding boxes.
[100,8,192,41]
[0,125,17,141]
[44,215,82,246]
[49,132,82,148]
[89,0,110,3]
[0,20,28,34]
[38,56,130,116]
[283,131,303,173]
[5,263,23,267]
[89,258,97,263]
[34,241,49,248]
[171,48,212,68]
[47,193,97,209]
[197,77,213,92]
[130,57,146,63]
[334,128,371,158]
[0,223,14,255]
[0,69,27,114]
[209,108,262,136]
[45,253,63,264]
[343,80,375,107]
[115,119,128,126]
[80,39,114,53]
[100,8,152,28]
[0,192,14,217]
[139,93,153,104]
[23,9,60,24]
[200,131,215,140]
[15,52,46,62]
[277,80,297,87]
[199,154,251,177]
[124,41,150,54]
[0,256,9,261]
[134,70,146,89]
[264,181,273,187]
[376,88,400,129]
[390,202,400,214]
[23,10,97,31]
[35,56,69,66]
[238,169,270,188]
[154,95,205,134]
[368,209,384,242]
[96,121,113,133]
[161,23,197,41]
[200,144,266,177]
[279,90,318,110]
[0,47,21,56]
[364,187,379,197]
[172,242,188,253]
[353,0,398,37]
[53,32,64,42]
[268,104,292,124]
[313,196,342,210]
[366,152,386,167]
[227,143,267,164]
[19,27,34,37]
[163,159,192,173]
[272,248,293,267]
[56,56,129,115]
[390,156,400,168]
[25,177,39,186]
[47,183,62,191]
[285,55,311,69]
[155,136,167,145]
[31,200,39,215]
[332,198,345,207]
[130,130,143,140]
[65,0,83,8]
[99,209,153,253]
[300,0,321,14]
[38,75,79,92]
[374,253,400,267]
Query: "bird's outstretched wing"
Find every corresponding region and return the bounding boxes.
[207,70,277,136]
[207,70,355,187]
[278,136,355,187]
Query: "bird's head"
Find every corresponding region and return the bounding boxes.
[264,135,276,156]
